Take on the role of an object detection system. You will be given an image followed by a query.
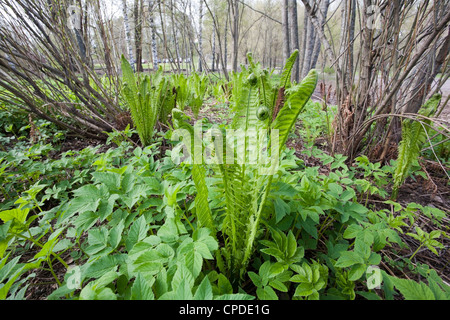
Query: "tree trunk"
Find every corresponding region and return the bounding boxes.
[229,0,240,72]
[198,0,204,72]
[224,4,229,72]
[310,0,330,70]
[169,0,181,72]
[212,18,216,71]
[134,0,143,72]
[288,0,299,82]
[282,0,290,61]
[122,0,135,71]
[148,0,159,71]
[299,7,308,78]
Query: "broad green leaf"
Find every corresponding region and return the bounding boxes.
[126,216,150,251]
[131,251,164,275]
[85,227,109,256]
[335,251,365,268]
[108,220,125,251]
[34,228,64,260]
[173,279,194,300]
[294,283,314,297]
[269,279,288,293]
[390,277,436,300]
[91,172,121,190]
[256,286,279,300]
[287,231,298,259]
[131,274,155,300]
[172,264,194,292]
[84,254,127,280]
[348,264,366,281]
[0,255,21,283]
[194,277,213,300]
[98,194,119,221]
[248,272,263,288]
[216,274,233,295]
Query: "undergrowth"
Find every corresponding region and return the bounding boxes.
[0,63,449,301]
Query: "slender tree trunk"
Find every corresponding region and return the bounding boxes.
[288,0,299,82]
[148,0,159,71]
[169,0,181,72]
[310,0,330,70]
[224,4,229,72]
[134,0,143,72]
[212,17,216,71]
[122,0,135,71]
[302,15,315,78]
[198,0,204,72]
[282,0,290,61]
[229,0,240,72]
[299,7,308,78]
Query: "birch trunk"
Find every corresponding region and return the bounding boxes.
[134,0,143,72]
[122,0,135,71]
[288,0,299,82]
[282,0,290,61]
[198,0,204,72]
[148,0,159,71]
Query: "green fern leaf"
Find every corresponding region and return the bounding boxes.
[272,69,318,152]
[392,94,441,199]
[280,50,299,88]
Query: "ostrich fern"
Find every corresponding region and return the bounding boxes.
[121,56,173,146]
[392,94,442,200]
[172,51,318,280]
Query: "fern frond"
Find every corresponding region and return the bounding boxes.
[279,50,299,89]
[271,69,318,152]
[392,94,441,199]
[121,56,161,146]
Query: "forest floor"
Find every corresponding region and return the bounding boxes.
[19,77,450,299]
